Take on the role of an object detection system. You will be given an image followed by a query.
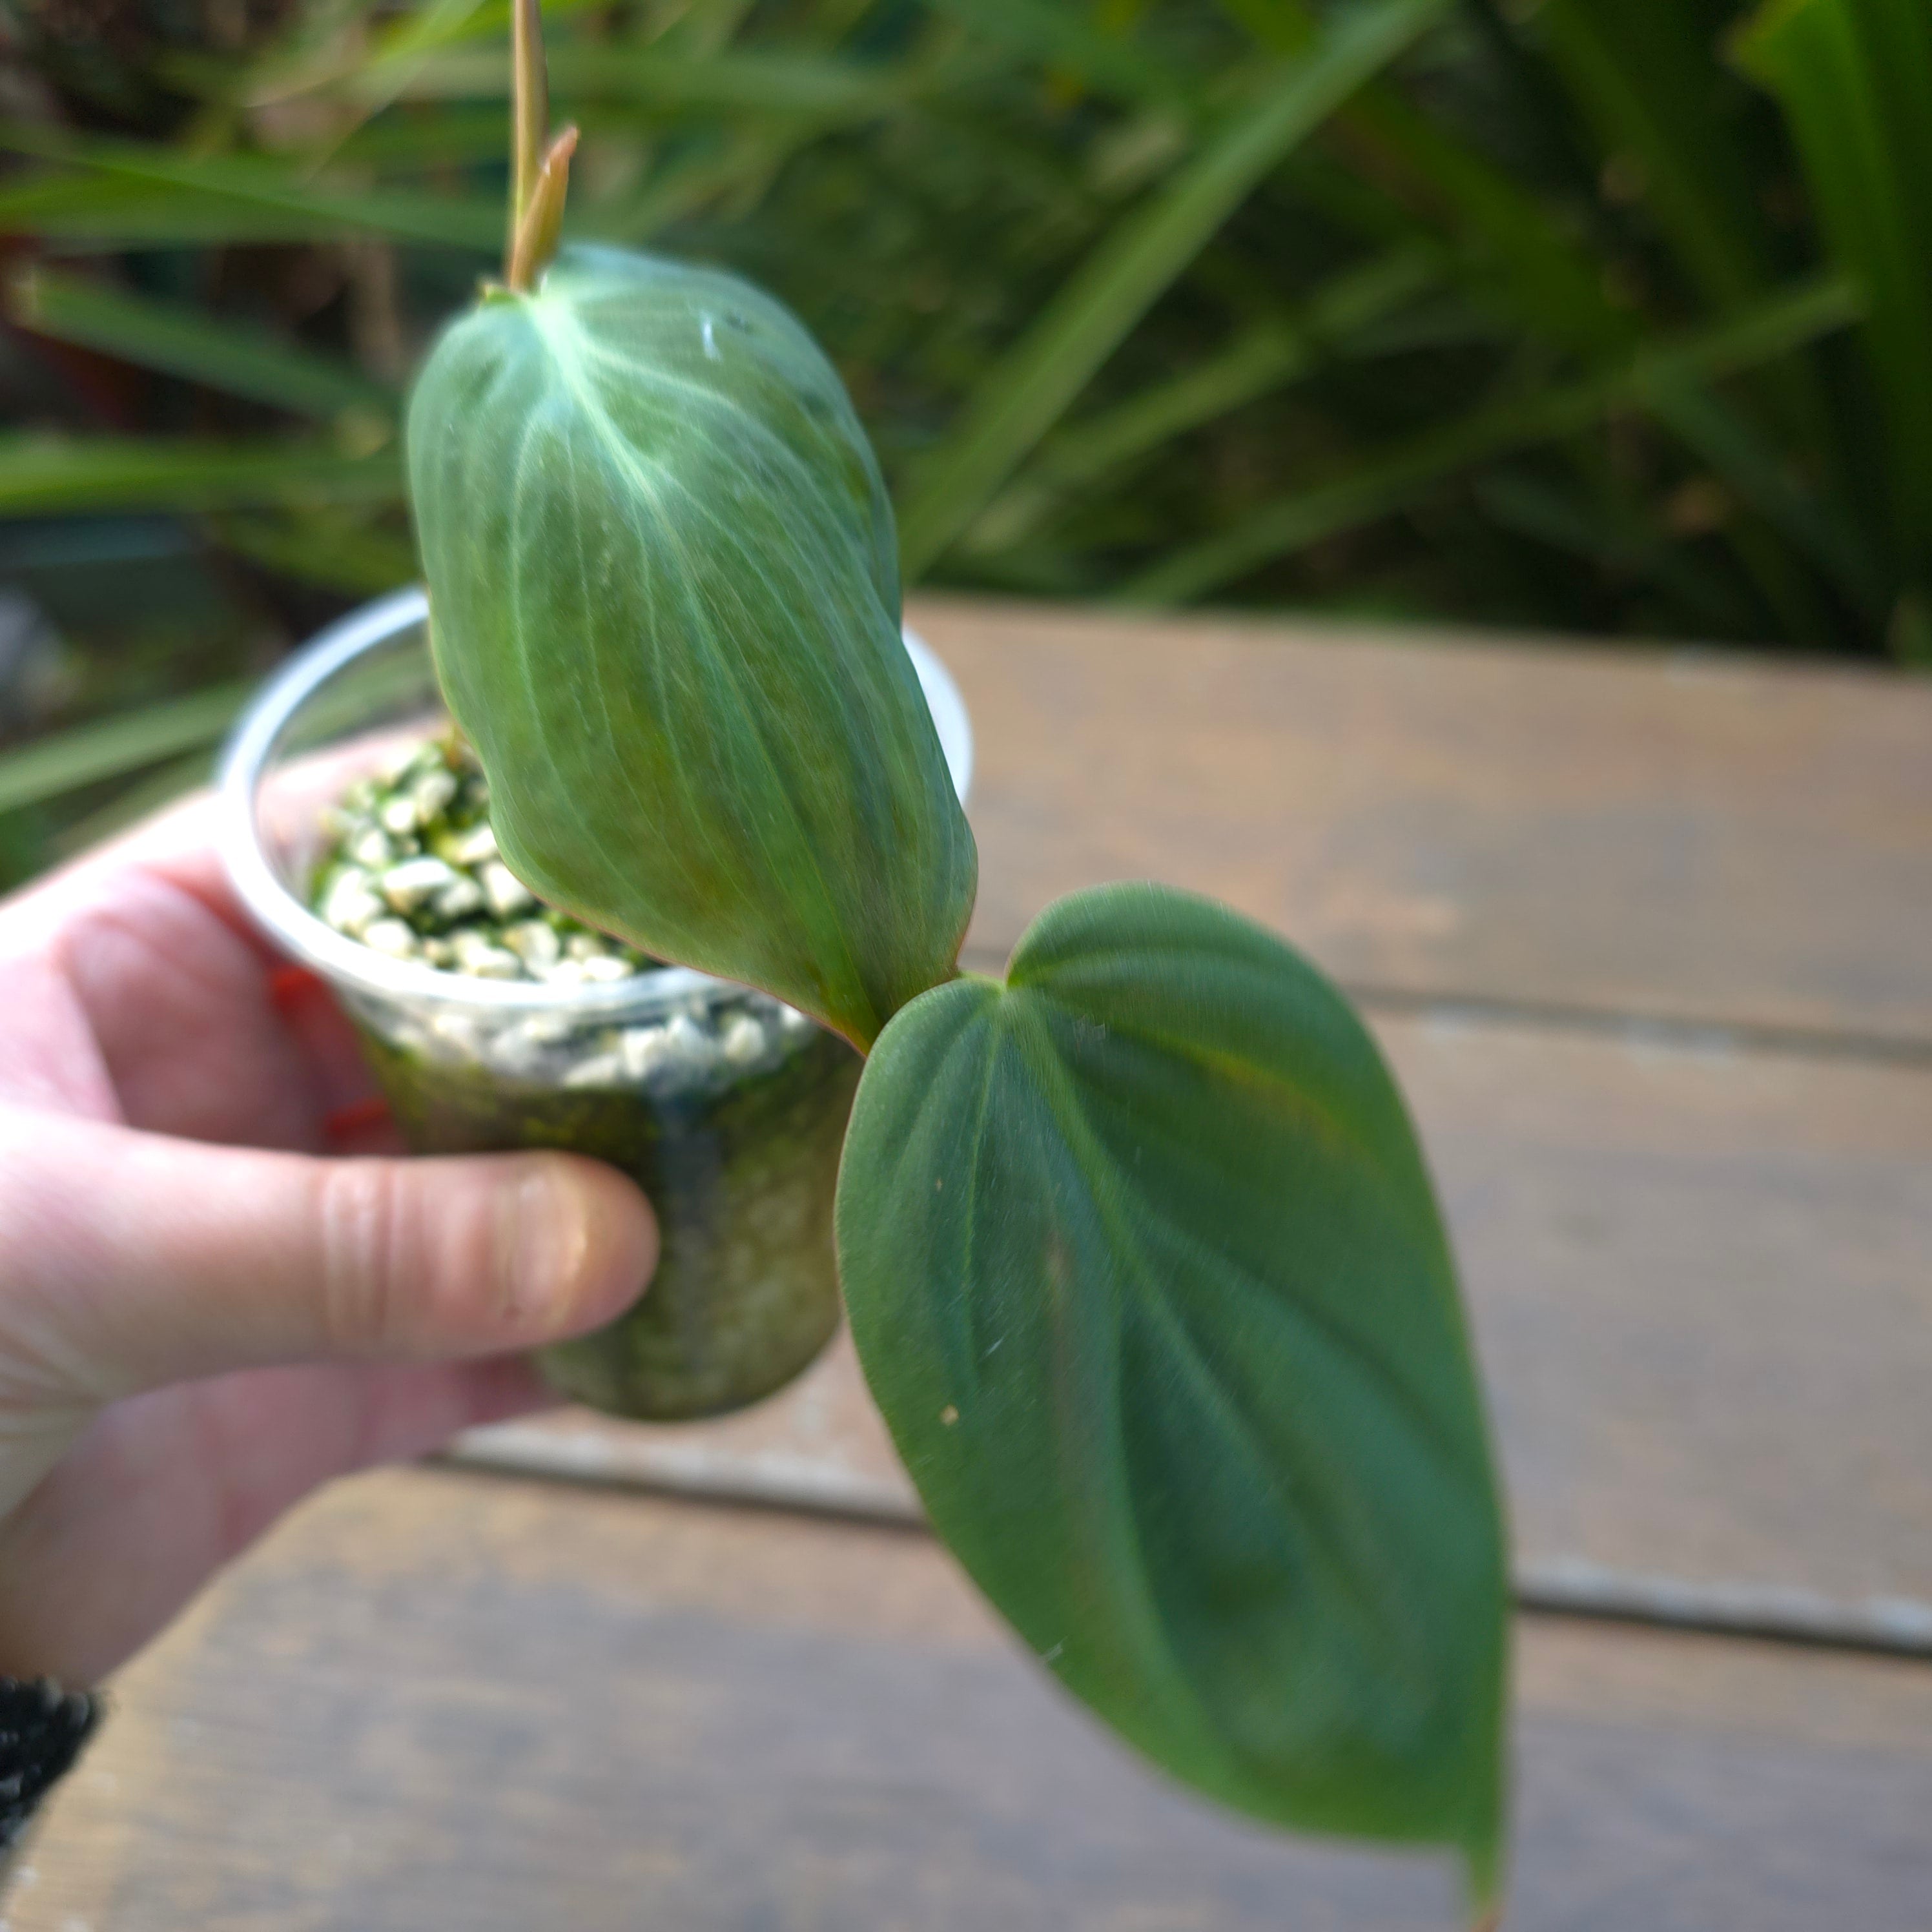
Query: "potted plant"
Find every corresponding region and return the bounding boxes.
[223,582,971,1422]
[227,5,1510,1920]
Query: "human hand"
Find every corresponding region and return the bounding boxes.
[0,796,657,1684]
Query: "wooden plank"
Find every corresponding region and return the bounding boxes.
[905,596,1932,1046]
[10,1468,1932,1931]
[453,1003,1932,1618]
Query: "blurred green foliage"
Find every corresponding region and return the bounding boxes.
[0,0,1926,880]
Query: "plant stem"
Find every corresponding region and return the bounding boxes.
[506,126,579,293]
[508,0,550,278]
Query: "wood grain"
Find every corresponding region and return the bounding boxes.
[10,1468,1932,1932]
[905,597,1932,1047]
[454,1000,1932,1612]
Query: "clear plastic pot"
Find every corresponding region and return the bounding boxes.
[217,587,972,1421]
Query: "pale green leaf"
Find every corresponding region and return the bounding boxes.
[408,245,977,1050]
[0,685,247,816]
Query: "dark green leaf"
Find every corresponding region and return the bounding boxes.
[1529,0,1775,312]
[208,508,418,593]
[0,436,402,515]
[409,245,977,1051]
[0,121,504,250]
[837,883,1509,1912]
[1127,271,1860,602]
[1738,0,1932,570]
[392,45,917,118]
[8,266,395,418]
[896,0,1451,577]
[971,245,1440,548]
[0,171,356,244]
[917,0,1195,109]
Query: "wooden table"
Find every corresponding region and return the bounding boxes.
[8,597,1931,1929]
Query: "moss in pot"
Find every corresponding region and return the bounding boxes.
[267,3,1517,1920]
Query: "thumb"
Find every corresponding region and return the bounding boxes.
[0,1107,656,1404]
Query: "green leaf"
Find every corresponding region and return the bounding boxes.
[896,0,1451,577]
[1532,0,1775,314]
[208,508,418,593]
[1127,271,1860,603]
[409,244,977,1051]
[7,266,395,418]
[0,436,402,515]
[390,44,917,118]
[46,748,216,862]
[0,171,358,244]
[1220,0,1636,361]
[0,121,505,250]
[1645,377,1885,614]
[1738,0,1932,571]
[970,245,1440,548]
[0,683,248,816]
[917,0,1195,109]
[836,883,1509,1912]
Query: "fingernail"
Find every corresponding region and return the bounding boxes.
[496,1164,593,1332]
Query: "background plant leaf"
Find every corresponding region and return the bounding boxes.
[1126,271,1859,603]
[11,0,1932,887]
[409,244,978,1050]
[836,882,1510,1914]
[8,267,396,418]
[0,436,401,515]
[896,0,1450,576]
[0,679,246,814]
[1737,0,1932,597]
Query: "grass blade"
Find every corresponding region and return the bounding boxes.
[46,749,217,861]
[916,0,1195,108]
[7,266,395,418]
[240,0,608,107]
[969,245,1440,549]
[1646,379,1884,612]
[1221,0,1633,357]
[0,684,247,816]
[1039,244,1439,488]
[898,0,1450,577]
[1474,468,1757,634]
[208,509,418,593]
[391,45,918,116]
[0,121,504,250]
[1521,0,1774,311]
[1125,272,1861,603]
[0,171,360,243]
[1523,0,1838,479]
[0,437,402,515]
[1738,0,1932,573]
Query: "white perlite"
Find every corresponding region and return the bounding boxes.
[311,732,650,988]
[314,730,824,1096]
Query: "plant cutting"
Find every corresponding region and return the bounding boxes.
[316,2,1512,1919]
